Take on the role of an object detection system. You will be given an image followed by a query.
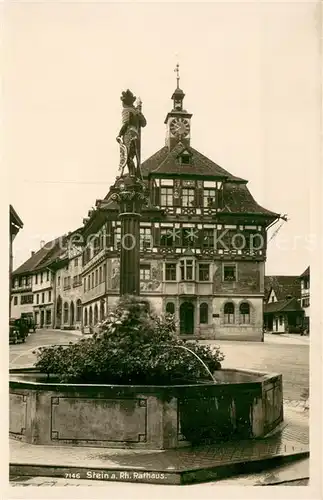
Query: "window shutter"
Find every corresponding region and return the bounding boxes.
[154,185,160,206]
[106,221,113,247]
[152,226,161,247]
[173,189,181,207]
[198,228,204,247]
[196,187,203,207]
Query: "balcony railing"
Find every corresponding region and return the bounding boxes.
[12,285,32,292]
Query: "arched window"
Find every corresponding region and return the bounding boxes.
[224,302,235,324]
[240,302,250,324]
[63,302,69,324]
[89,306,93,325]
[94,304,98,324]
[84,308,88,326]
[200,303,208,324]
[76,299,82,322]
[166,302,175,315]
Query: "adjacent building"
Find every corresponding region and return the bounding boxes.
[11,81,283,341]
[263,275,303,333]
[9,205,23,318]
[11,238,65,326]
[300,266,310,332]
[49,230,83,330]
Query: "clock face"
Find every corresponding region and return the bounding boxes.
[170,118,190,138]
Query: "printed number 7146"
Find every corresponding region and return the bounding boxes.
[65,473,81,479]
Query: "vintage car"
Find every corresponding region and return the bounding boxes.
[21,314,36,332]
[9,318,28,344]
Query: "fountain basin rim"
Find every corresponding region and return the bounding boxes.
[9,367,281,390]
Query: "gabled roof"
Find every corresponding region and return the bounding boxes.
[142,143,247,180]
[13,236,67,276]
[264,297,303,314]
[138,143,279,220]
[300,266,310,278]
[264,276,301,303]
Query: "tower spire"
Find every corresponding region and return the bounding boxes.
[174,63,180,89]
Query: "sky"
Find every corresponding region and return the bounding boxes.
[4,1,321,275]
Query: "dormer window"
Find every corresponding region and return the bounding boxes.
[178,150,192,165]
[180,154,191,165]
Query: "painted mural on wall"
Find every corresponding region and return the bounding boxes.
[110,258,120,290]
[140,260,163,292]
[108,258,162,292]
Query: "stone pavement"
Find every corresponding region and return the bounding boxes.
[10,404,309,486]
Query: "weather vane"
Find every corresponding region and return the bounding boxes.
[174,63,180,89]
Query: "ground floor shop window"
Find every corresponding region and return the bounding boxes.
[224,302,235,324]
[200,303,208,324]
[239,302,250,324]
[166,302,175,315]
[46,310,51,325]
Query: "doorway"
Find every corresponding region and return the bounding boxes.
[56,296,62,328]
[70,302,75,327]
[40,310,44,328]
[180,302,194,335]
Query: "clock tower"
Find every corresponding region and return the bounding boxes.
[165,64,192,150]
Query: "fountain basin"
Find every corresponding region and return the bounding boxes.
[9,368,283,450]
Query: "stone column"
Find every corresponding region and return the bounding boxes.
[111,176,147,296]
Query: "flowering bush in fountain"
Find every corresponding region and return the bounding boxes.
[34,296,224,384]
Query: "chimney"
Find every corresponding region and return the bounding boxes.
[40,240,45,248]
[31,251,35,257]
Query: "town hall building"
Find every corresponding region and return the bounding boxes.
[80,80,280,341]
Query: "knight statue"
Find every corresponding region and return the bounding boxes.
[116,89,147,179]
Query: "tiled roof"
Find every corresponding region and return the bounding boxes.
[138,143,279,218]
[142,143,246,180]
[264,276,301,303]
[141,146,169,177]
[264,297,303,314]
[223,183,279,217]
[13,236,66,276]
[300,266,310,278]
